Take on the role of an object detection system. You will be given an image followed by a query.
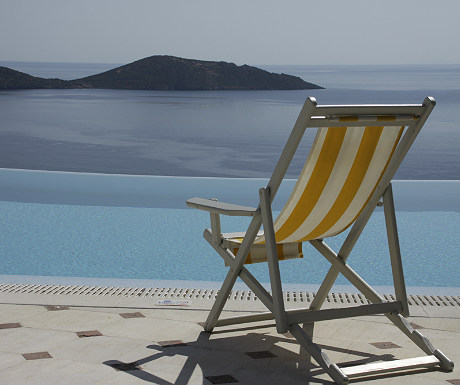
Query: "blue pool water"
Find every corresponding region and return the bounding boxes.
[1,172,459,288]
[1,203,458,287]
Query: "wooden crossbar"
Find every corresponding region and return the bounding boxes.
[314,104,425,116]
[214,302,402,328]
[287,302,401,324]
[341,355,440,378]
[309,115,418,127]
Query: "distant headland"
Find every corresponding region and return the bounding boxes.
[0,55,323,90]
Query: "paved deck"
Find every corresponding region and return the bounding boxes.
[0,286,458,385]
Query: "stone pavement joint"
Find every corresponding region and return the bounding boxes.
[370,341,402,349]
[119,311,145,318]
[76,330,103,338]
[0,322,22,329]
[205,374,239,384]
[44,305,70,311]
[245,350,277,359]
[22,352,53,360]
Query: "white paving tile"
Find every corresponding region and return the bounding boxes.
[0,358,112,385]
[0,304,47,324]
[49,334,154,365]
[101,316,202,342]
[0,351,24,371]
[20,308,121,332]
[0,301,458,385]
[0,327,77,354]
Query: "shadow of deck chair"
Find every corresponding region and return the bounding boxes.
[186,96,454,384]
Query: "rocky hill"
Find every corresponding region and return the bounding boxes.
[0,66,68,89]
[1,55,323,90]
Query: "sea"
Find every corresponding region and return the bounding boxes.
[0,61,459,180]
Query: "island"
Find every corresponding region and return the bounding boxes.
[0,55,323,90]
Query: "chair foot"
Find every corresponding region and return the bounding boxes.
[329,364,349,385]
[434,349,455,371]
[289,324,349,384]
[197,321,214,333]
[203,322,214,333]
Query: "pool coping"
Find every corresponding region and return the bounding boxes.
[1,274,459,296]
[1,284,459,322]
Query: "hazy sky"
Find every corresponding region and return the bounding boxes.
[1,0,459,65]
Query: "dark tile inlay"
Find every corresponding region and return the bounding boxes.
[45,305,70,311]
[205,374,239,384]
[119,312,145,319]
[157,340,187,347]
[77,330,103,338]
[108,361,142,371]
[22,352,52,360]
[370,341,402,349]
[245,350,277,359]
[410,322,425,329]
[447,380,460,385]
[0,323,22,329]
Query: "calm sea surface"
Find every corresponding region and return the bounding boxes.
[0,62,459,179]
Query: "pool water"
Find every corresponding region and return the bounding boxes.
[1,200,459,288]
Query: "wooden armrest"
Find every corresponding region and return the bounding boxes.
[186,197,257,216]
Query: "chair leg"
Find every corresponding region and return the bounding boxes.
[310,239,385,305]
[309,267,340,311]
[383,184,409,316]
[300,321,315,367]
[260,187,287,333]
[202,212,264,332]
[203,229,275,309]
[290,323,349,385]
[308,201,377,311]
[203,265,240,332]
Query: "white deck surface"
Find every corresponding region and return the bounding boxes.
[0,287,458,385]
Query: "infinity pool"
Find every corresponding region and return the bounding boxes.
[1,169,459,288]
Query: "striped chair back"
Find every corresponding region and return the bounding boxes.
[256,113,418,244]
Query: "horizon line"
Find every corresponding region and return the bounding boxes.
[1,59,459,67]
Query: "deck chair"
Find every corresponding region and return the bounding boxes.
[186,96,454,384]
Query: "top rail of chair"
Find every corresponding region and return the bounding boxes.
[305,103,431,127]
[309,115,419,127]
[313,104,427,117]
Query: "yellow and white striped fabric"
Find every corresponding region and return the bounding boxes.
[226,120,404,264]
[225,241,303,265]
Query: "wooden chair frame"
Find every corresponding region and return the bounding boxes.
[186,97,454,384]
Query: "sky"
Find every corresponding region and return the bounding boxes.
[1,0,459,65]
